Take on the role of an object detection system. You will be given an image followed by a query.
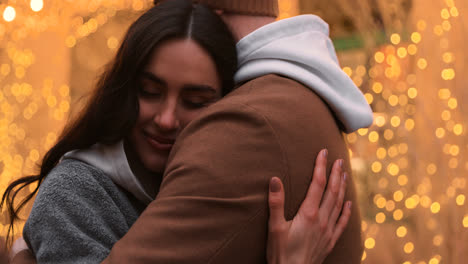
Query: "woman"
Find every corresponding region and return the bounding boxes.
[2,0,351,263]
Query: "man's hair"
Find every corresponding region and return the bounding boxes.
[155,0,279,17]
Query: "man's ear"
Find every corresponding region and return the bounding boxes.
[214,9,224,15]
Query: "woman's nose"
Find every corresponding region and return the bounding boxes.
[154,104,180,132]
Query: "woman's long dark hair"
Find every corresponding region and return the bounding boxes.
[1,0,237,245]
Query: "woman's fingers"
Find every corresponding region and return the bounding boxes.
[328,172,348,226]
[268,177,286,229]
[267,177,286,264]
[319,159,343,219]
[298,149,328,217]
[328,201,352,253]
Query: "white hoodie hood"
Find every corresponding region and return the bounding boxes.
[235,15,373,133]
[62,141,153,204]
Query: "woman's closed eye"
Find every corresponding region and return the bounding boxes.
[139,81,163,98]
[182,85,220,109]
[140,88,162,98]
[183,96,218,109]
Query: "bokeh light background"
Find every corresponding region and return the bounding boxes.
[0,0,467,263]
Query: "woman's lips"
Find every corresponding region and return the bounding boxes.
[144,132,174,151]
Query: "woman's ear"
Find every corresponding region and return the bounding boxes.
[214,9,224,15]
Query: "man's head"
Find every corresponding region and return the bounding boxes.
[155,0,278,41]
[191,0,278,17]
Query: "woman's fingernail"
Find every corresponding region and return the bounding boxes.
[322,149,328,158]
[348,201,352,208]
[339,159,343,168]
[270,177,281,193]
[343,172,348,181]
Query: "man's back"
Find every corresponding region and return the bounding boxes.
[220,74,363,263]
[103,74,363,263]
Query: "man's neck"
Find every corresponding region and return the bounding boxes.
[221,14,276,42]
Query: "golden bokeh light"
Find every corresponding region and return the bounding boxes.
[404,242,414,254]
[411,32,422,43]
[433,235,443,246]
[3,6,16,22]
[391,33,401,45]
[394,209,404,220]
[397,226,408,237]
[375,212,386,223]
[30,0,44,12]
[417,58,428,70]
[430,202,441,214]
[463,215,468,228]
[365,238,376,249]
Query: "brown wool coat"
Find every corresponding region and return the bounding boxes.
[103,74,363,263]
[13,74,363,263]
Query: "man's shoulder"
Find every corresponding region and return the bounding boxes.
[211,74,337,128]
[224,74,329,113]
[233,74,308,97]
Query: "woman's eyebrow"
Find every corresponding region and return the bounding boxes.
[141,71,166,86]
[182,84,218,94]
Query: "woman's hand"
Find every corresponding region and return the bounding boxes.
[266,149,352,264]
[10,237,32,261]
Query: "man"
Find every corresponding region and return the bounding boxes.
[12,0,372,262]
[101,0,372,263]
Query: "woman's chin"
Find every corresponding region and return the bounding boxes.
[142,156,168,174]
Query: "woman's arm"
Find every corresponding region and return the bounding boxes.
[10,152,350,264]
[22,160,138,263]
[267,149,351,264]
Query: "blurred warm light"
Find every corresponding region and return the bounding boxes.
[397,226,408,237]
[375,212,386,223]
[342,66,352,76]
[407,44,418,55]
[368,131,379,143]
[456,194,465,206]
[447,98,457,109]
[30,0,44,12]
[3,6,16,22]
[390,33,401,45]
[404,242,414,254]
[433,235,443,246]
[375,52,385,63]
[372,82,383,93]
[411,32,422,43]
[417,58,428,69]
[442,52,454,63]
[365,238,376,249]
[394,191,404,202]
[430,202,441,214]
[408,87,418,98]
[429,256,441,264]
[441,68,455,80]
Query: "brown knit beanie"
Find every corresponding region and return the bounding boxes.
[154,0,278,17]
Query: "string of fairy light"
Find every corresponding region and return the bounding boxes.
[0,1,466,263]
[342,0,465,263]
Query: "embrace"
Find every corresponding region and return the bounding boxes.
[1,0,373,263]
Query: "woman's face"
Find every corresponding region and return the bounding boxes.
[129,38,222,173]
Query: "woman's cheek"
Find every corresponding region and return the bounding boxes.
[138,99,158,122]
